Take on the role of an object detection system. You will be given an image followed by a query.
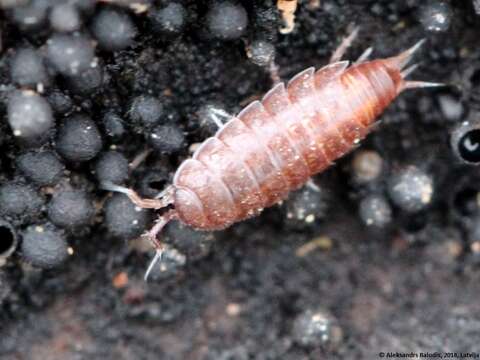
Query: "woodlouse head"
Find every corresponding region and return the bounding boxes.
[173,187,209,230]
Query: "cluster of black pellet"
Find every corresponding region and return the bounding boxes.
[0,0,265,279]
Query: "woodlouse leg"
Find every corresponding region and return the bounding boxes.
[145,209,178,248]
[100,181,175,209]
[129,148,151,171]
[306,178,321,192]
[355,47,373,64]
[144,209,179,281]
[329,25,359,63]
[208,107,232,128]
[268,61,281,84]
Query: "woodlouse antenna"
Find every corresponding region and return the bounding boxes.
[100,181,175,209]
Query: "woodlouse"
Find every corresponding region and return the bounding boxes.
[103,37,442,278]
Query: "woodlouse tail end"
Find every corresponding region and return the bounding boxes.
[400,63,419,78]
[384,38,426,71]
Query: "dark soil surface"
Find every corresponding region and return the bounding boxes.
[1,1,480,359]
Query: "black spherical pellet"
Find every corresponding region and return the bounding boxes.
[292,308,343,350]
[91,9,137,51]
[21,224,68,269]
[358,194,392,228]
[285,186,328,226]
[451,121,480,164]
[207,1,248,40]
[149,2,187,35]
[47,190,95,228]
[438,95,463,122]
[103,112,126,139]
[419,1,452,33]
[247,40,275,67]
[10,0,49,32]
[387,166,434,213]
[128,95,164,129]
[7,90,54,145]
[149,125,185,154]
[351,150,383,184]
[94,151,129,185]
[0,219,18,260]
[49,3,82,33]
[104,193,150,239]
[10,47,49,88]
[67,62,103,94]
[45,34,95,76]
[47,90,74,115]
[56,115,103,162]
[0,183,43,219]
[16,151,64,186]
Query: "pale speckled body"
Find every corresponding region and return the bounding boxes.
[172,58,404,230]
